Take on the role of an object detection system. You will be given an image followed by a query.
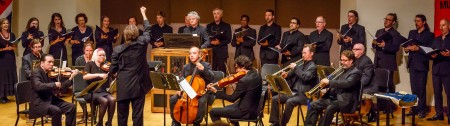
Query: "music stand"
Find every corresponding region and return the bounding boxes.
[265,75,293,126]
[150,72,180,126]
[77,79,108,126]
[163,33,201,48]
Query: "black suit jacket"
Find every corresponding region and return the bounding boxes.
[29,67,72,118]
[285,61,318,96]
[373,28,403,71]
[407,30,434,72]
[337,24,366,51]
[215,69,262,119]
[258,23,282,60]
[182,61,215,84]
[280,30,306,64]
[310,29,333,66]
[431,33,450,76]
[354,55,375,92]
[206,21,232,59]
[178,26,187,33]
[326,66,362,113]
[231,27,257,61]
[110,20,152,101]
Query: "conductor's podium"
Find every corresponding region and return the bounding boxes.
[149,48,212,113]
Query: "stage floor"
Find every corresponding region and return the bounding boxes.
[3,93,449,126]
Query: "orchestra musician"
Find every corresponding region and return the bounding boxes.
[269,44,318,126]
[337,10,366,52]
[427,19,450,122]
[231,15,257,62]
[109,6,152,126]
[0,18,17,103]
[22,39,44,80]
[29,54,79,126]
[277,17,306,66]
[259,9,282,65]
[83,48,116,126]
[95,15,119,62]
[48,13,70,62]
[207,55,262,126]
[70,13,93,65]
[304,50,362,126]
[21,17,44,56]
[352,43,375,122]
[310,16,333,66]
[75,43,94,66]
[404,14,434,118]
[150,11,173,48]
[169,46,214,126]
[206,8,232,74]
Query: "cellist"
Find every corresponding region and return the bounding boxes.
[169,46,214,126]
[207,55,262,126]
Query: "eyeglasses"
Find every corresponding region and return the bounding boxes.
[352,48,362,51]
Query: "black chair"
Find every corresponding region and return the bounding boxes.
[229,89,268,126]
[15,81,44,126]
[73,74,98,125]
[260,64,281,114]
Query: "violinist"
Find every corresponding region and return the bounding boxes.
[82,48,115,126]
[21,17,44,56]
[29,54,78,126]
[269,44,318,126]
[207,55,262,126]
[169,46,214,126]
[75,43,94,66]
[22,39,44,80]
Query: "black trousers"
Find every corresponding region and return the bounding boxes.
[305,98,340,126]
[169,94,208,126]
[117,95,145,126]
[48,99,76,126]
[409,69,428,113]
[212,58,227,74]
[269,94,308,125]
[209,103,242,126]
[432,74,450,116]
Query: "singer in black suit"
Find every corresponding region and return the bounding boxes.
[404,14,434,118]
[109,7,152,126]
[29,54,78,126]
[304,50,362,126]
[207,55,262,126]
[150,11,173,48]
[269,44,318,126]
[426,19,450,122]
[278,17,306,66]
[337,10,366,52]
[231,15,257,61]
[310,16,333,66]
[259,9,282,66]
[206,8,232,74]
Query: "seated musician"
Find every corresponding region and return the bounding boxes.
[169,46,214,126]
[29,54,79,126]
[82,48,115,126]
[269,44,318,126]
[22,39,44,80]
[206,55,262,126]
[353,43,376,122]
[304,50,362,126]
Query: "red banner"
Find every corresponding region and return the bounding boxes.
[435,0,450,36]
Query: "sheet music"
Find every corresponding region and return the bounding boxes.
[62,61,67,68]
[419,46,436,54]
[178,79,197,99]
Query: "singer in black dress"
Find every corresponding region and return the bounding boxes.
[0,18,17,103]
[21,17,44,56]
[95,16,118,62]
[48,13,70,61]
[70,13,93,65]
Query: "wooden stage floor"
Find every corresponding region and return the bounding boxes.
[3,93,449,126]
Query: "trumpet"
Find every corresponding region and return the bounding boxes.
[273,58,303,76]
[305,66,345,99]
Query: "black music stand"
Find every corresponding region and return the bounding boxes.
[150,72,180,126]
[77,79,108,126]
[266,75,293,126]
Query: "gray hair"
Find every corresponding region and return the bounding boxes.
[187,11,200,20]
[123,24,139,43]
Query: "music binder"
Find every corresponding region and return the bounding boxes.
[10,37,22,45]
[419,46,442,56]
[374,32,393,43]
[76,78,108,97]
[400,39,420,48]
[258,34,274,44]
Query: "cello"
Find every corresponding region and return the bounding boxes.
[173,49,208,124]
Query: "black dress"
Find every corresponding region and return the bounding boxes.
[95,27,116,62]
[21,30,44,56]
[0,33,17,98]
[48,27,68,61]
[71,26,93,65]
[83,61,110,102]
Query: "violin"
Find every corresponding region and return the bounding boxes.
[203,71,246,94]
[100,61,111,72]
[48,67,85,78]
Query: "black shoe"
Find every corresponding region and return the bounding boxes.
[418,111,428,118]
[0,99,6,104]
[426,114,444,121]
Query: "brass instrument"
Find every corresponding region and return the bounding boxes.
[272,58,303,76]
[305,66,345,99]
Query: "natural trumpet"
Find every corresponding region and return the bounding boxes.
[272,58,304,76]
[305,66,345,99]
